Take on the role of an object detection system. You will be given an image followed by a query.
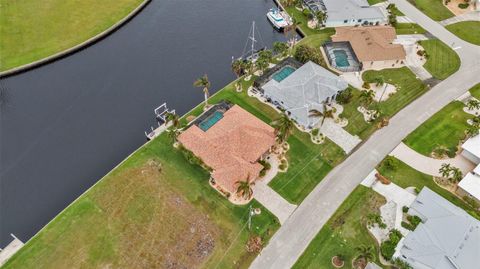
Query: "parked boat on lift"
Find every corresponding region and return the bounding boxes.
[266,8,291,31]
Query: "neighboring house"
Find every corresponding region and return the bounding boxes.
[331,26,406,70]
[177,104,276,198]
[461,134,480,164]
[260,61,348,129]
[303,0,386,27]
[394,187,480,269]
[457,165,480,204]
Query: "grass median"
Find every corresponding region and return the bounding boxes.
[0,0,144,71]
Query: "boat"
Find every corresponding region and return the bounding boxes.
[236,21,267,62]
[266,8,292,31]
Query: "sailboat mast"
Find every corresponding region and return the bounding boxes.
[251,21,255,59]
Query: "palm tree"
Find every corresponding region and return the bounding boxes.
[466,124,480,138]
[165,112,179,129]
[243,60,253,76]
[231,59,244,78]
[193,74,211,107]
[354,245,375,263]
[466,99,480,110]
[373,76,385,87]
[315,11,327,29]
[256,58,269,73]
[235,176,254,200]
[272,114,294,143]
[360,90,375,107]
[449,167,463,191]
[273,41,289,57]
[167,128,180,143]
[309,103,334,127]
[439,163,452,178]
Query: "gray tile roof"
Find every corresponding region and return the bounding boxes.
[261,61,348,128]
[321,0,385,22]
[397,187,480,269]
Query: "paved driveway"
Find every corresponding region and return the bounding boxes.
[250,1,480,268]
[440,11,480,26]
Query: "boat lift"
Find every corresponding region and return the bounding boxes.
[145,103,176,140]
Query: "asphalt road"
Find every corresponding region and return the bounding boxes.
[250,1,480,268]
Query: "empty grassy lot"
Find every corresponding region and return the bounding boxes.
[407,0,454,21]
[183,78,346,204]
[341,68,428,139]
[470,83,480,99]
[420,39,460,80]
[446,21,480,46]
[395,23,426,35]
[0,0,144,71]
[404,101,473,157]
[378,157,480,219]
[293,186,386,269]
[4,132,280,269]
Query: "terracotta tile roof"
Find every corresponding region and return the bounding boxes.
[178,105,276,193]
[331,26,406,62]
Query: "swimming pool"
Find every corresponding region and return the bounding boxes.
[272,66,296,82]
[333,50,350,67]
[198,111,224,131]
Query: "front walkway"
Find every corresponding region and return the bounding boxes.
[390,142,475,177]
[439,11,480,26]
[317,118,361,154]
[254,155,297,224]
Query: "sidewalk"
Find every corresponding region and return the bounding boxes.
[439,11,480,26]
[390,142,475,177]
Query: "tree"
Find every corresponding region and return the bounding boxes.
[164,112,180,129]
[284,17,299,52]
[315,11,327,29]
[439,163,452,178]
[449,167,463,190]
[466,99,480,110]
[294,44,325,66]
[272,114,294,143]
[273,41,289,57]
[235,176,254,200]
[256,58,269,73]
[258,49,273,64]
[354,245,375,263]
[243,60,253,75]
[360,90,375,106]
[309,103,334,127]
[231,59,245,77]
[373,76,385,87]
[167,128,180,143]
[193,74,211,107]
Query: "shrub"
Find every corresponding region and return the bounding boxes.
[279,164,286,170]
[458,3,469,8]
[294,44,325,66]
[402,206,409,213]
[392,258,413,269]
[382,156,398,171]
[380,240,396,260]
[401,221,414,231]
[362,82,371,89]
[407,215,422,229]
[389,229,403,245]
[336,87,353,104]
[311,128,319,136]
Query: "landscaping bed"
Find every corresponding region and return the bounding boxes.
[419,39,460,80]
[446,21,480,46]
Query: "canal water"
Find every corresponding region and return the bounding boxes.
[0,0,293,246]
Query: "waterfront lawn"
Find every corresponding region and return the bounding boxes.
[0,0,144,71]
[341,68,428,139]
[419,39,460,80]
[446,21,480,46]
[407,0,454,21]
[378,157,480,219]
[470,83,480,100]
[284,6,322,36]
[3,133,280,269]
[395,23,426,35]
[404,101,473,158]
[293,186,386,269]
[296,28,336,48]
[183,79,345,204]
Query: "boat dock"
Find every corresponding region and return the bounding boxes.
[0,234,24,266]
[145,103,175,140]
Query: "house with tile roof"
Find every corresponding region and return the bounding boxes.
[260,61,348,129]
[394,187,480,269]
[331,26,406,70]
[303,0,386,27]
[177,104,276,200]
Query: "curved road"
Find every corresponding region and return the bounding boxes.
[250,1,480,268]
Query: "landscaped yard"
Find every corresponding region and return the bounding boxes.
[296,28,336,48]
[470,83,480,100]
[446,21,480,46]
[4,133,280,269]
[419,39,460,80]
[340,68,428,139]
[0,0,144,71]
[394,23,426,35]
[377,157,480,219]
[183,79,346,205]
[293,186,386,269]
[407,0,454,21]
[404,101,473,158]
[284,6,323,36]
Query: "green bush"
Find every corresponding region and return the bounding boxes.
[382,156,399,171]
[407,215,422,229]
[336,87,353,104]
[311,128,319,136]
[401,221,414,231]
[294,44,325,67]
[380,240,396,260]
[402,206,409,213]
[392,258,413,269]
[389,229,403,245]
[458,3,469,9]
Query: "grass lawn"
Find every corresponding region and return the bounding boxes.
[0,0,144,71]
[377,157,480,219]
[4,133,280,269]
[284,6,323,37]
[183,78,346,204]
[394,23,426,35]
[420,39,460,80]
[368,0,386,4]
[407,0,454,21]
[446,21,480,46]
[470,83,480,100]
[404,101,473,157]
[293,186,387,269]
[341,68,428,139]
[296,28,336,48]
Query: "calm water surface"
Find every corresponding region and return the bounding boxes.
[0,0,292,246]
